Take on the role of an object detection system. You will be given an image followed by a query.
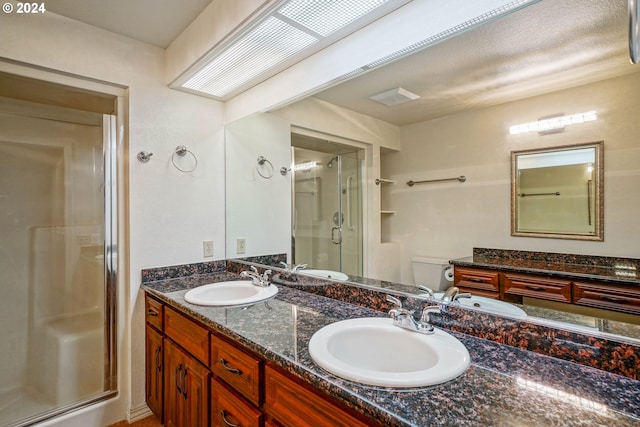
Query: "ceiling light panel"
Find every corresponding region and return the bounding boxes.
[182,16,317,97]
[174,0,409,100]
[278,0,389,37]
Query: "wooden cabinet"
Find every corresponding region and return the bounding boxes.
[453,266,639,315]
[145,292,380,427]
[453,267,500,298]
[212,379,262,427]
[145,325,163,420]
[503,272,572,303]
[145,295,164,330]
[145,295,164,421]
[211,335,262,406]
[164,339,210,427]
[165,306,210,365]
[265,365,377,427]
[574,280,640,315]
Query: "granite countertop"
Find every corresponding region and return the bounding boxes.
[143,272,640,427]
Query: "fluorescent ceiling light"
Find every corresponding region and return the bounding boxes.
[279,0,388,37]
[175,0,403,100]
[509,111,597,135]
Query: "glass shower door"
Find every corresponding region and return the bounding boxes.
[0,99,116,427]
[292,145,362,276]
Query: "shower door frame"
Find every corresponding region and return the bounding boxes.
[0,65,122,426]
[290,128,370,276]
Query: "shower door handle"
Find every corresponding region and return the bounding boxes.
[331,227,342,244]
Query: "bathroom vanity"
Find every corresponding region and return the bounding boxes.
[142,260,640,427]
[451,249,640,315]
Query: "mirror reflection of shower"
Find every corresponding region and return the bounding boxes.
[291,134,363,277]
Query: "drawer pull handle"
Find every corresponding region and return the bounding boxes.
[175,365,183,395]
[220,358,242,376]
[524,285,546,292]
[154,345,162,372]
[147,309,158,317]
[220,410,240,427]
[600,295,630,304]
[181,369,188,400]
[467,278,486,283]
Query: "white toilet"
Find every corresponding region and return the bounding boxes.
[411,256,455,291]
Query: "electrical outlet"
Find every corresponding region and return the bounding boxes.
[203,240,214,257]
[236,238,246,254]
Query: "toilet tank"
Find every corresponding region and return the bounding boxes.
[411,256,454,291]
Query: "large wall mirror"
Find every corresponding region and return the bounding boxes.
[511,141,604,241]
[224,0,640,343]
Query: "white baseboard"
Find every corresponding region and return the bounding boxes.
[128,403,152,422]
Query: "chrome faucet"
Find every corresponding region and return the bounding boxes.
[417,285,434,297]
[386,295,439,335]
[440,286,472,303]
[240,266,272,287]
[279,262,307,273]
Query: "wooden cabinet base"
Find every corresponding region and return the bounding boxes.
[265,365,377,427]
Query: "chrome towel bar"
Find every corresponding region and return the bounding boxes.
[407,176,466,186]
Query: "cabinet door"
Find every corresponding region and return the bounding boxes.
[164,340,210,427]
[574,281,640,315]
[453,267,500,296]
[212,379,262,427]
[503,272,572,303]
[145,326,163,421]
[265,365,375,427]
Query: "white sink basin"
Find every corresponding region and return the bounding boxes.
[433,292,527,317]
[300,269,349,281]
[309,317,470,388]
[184,280,278,306]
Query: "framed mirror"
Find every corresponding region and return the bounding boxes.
[511,141,604,240]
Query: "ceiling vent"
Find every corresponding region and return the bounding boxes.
[369,87,420,106]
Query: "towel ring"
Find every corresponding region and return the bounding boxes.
[172,145,197,173]
[256,156,274,179]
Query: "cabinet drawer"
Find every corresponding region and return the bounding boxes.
[145,295,163,331]
[211,335,261,406]
[503,273,572,303]
[574,281,640,315]
[454,267,500,293]
[265,365,374,427]
[212,379,262,427]
[165,306,210,365]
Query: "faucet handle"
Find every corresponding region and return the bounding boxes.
[386,295,403,308]
[293,263,307,272]
[417,285,434,297]
[419,305,440,334]
[456,292,472,300]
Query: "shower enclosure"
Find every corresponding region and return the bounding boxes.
[0,96,117,426]
[291,135,363,276]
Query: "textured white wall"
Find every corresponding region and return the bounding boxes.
[0,11,225,426]
[225,113,291,259]
[386,72,640,284]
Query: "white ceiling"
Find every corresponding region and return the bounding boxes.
[313,0,640,126]
[44,0,639,127]
[46,0,213,48]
